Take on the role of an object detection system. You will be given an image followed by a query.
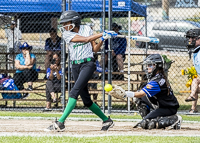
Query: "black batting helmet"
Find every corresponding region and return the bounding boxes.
[59,10,81,27]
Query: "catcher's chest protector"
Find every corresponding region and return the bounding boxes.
[147,74,179,108]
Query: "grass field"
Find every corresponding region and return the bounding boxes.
[0,136,200,143]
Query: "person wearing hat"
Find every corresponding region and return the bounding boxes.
[13,42,38,98]
[5,21,22,69]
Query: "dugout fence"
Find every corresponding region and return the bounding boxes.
[0,0,199,114]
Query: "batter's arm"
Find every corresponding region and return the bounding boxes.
[91,40,103,53]
[70,33,103,43]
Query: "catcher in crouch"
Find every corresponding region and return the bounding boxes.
[109,54,182,130]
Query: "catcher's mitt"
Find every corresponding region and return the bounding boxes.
[108,85,126,100]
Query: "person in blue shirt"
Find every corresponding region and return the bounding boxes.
[44,28,61,72]
[99,23,127,80]
[109,54,182,130]
[45,52,62,110]
[184,29,200,113]
[13,42,38,98]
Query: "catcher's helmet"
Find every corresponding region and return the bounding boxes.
[143,54,164,79]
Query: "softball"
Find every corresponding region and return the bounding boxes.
[104,84,113,92]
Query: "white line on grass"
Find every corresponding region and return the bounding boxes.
[0,132,200,137]
[0,116,199,123]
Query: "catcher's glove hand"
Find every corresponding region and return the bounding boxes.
[108,85,126,100]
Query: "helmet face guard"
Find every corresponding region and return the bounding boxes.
[143,54,164,80]
[143,60,157,80]
[59,23,75,33]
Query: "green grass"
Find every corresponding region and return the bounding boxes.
[0,136,200,143]
[0,111,200,122]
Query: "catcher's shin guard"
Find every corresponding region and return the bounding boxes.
[156,115,181,129]
[135,98,150,119]
[140,119,150,129]
[148,118,157,130]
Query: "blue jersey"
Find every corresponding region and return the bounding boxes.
[105,32,127,55]
[193,46,200,75]
[142,81,161,98]
[45,36,61,51]
[142,73,179,108]
[46,68,62,79]
[15,53,36,73]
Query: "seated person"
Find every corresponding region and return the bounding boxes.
[45,52,62,110]
[44,28,61,72]
[99,23,127,79]
[13,42,38,98]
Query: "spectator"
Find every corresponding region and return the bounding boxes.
[99,23,127,79]
[44,28,61,72]
[5,21,22,69]
[184,29,200,113]
[45,52,62,110]
[13,42,38,98]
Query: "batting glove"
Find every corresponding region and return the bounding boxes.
[125,91,135,98]
[101,31,118,41]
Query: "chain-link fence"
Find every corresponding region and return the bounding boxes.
[0,0,199,113]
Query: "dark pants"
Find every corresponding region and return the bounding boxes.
[141,96,177,120]
[13,69,38,90]
[69,61,95,107]
[46,80,61,102]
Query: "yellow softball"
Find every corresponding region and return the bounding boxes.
[104,84,113,92]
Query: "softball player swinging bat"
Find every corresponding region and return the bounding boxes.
[108,54,182,130]
[45,10,116,132]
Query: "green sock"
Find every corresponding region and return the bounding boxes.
[89,103,108,122]
[58,97,77,123]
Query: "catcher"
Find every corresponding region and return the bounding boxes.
[109,54,182,130]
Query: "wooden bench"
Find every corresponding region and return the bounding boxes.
[179,90,191,93]
[0,52,146,108]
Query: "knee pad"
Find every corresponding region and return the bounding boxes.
[140,119,150,129]
[135,99,150,118]
[156,115,178,129]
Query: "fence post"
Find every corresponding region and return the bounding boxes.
[61,0,67,111]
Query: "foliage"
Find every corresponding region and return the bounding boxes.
[181,66,198,88]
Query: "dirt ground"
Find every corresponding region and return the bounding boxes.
[0,119,199,137]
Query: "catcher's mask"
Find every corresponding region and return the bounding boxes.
[143,54,164,80]
[185,29,200,60]
[59,10,81,33]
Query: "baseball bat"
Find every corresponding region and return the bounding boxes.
[116,35,159,44]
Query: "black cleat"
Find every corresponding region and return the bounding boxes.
[101,117,114,131]
[44,120,65,132]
